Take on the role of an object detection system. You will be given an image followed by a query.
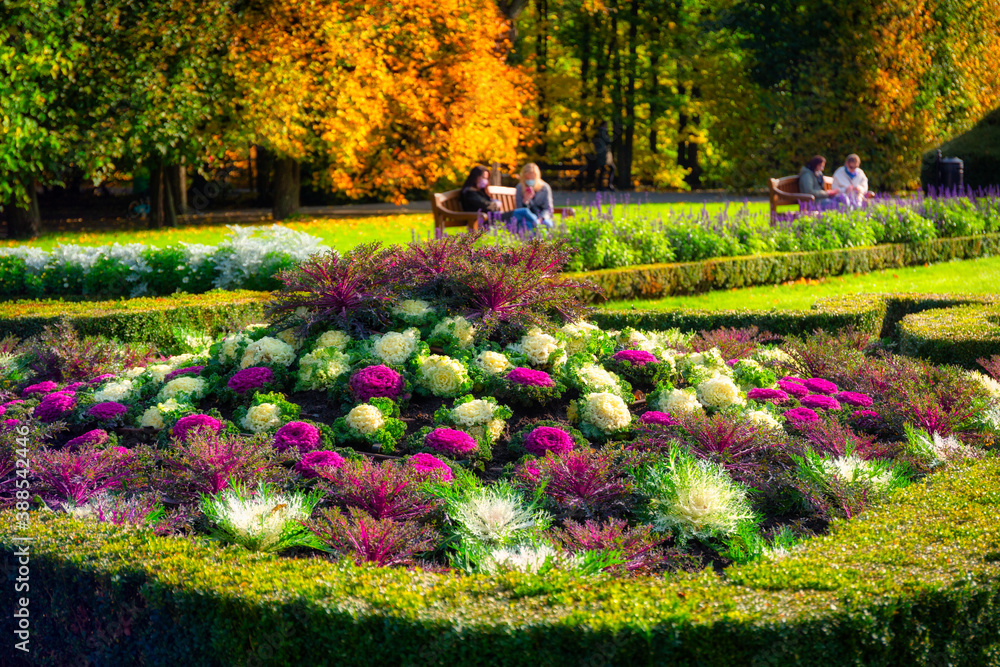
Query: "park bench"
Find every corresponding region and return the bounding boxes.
[432,186,574,234]
[768,174,833,219]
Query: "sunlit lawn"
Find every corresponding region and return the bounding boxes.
[603,256,1000,311]
[1,200,773,253]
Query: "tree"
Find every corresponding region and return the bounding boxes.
[0,0,89,238]
[232,0,532,214]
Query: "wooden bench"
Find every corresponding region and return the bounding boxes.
[432,186,574,234]
[768,174,833,219]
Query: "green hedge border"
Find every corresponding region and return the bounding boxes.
[899,305,1000,367]
[2,458,998,665]
[0,290,269,348]
[570,233,1000,303]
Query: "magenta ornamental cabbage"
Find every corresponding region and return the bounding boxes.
[407,453,454,481]
[800,394,842,411]
[23,381,58,397]
[350,365,405,402]
[638,411,680,427]
[784,407,820,423]
[777,380,809,399]
[803,377,839,395]
[746,388,790,403]
[836,391,874,407]
[66,429,110,449]
[524,425,576,456]
[424,428,477,457]
[172,414,223,442]
[34,392,77,423]
[612,350,658,366]
[166,366,205,382]
[227,367,275,394]
[507,367,555,387]
[296,450,346,478]
[273,421,322,453]
[87,402,129,420]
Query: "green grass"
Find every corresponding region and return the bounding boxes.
[603,255,1000,311]
[0,214,437,254]
[1,201,772,253]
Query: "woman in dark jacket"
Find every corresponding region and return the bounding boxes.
[460,166,539,231]
[798,155,842,210]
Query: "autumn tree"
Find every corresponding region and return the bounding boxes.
[717,0,1000,190]
[0,0,89,238]
[232,0,532,216]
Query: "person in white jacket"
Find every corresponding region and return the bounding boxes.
[831,154,870,208]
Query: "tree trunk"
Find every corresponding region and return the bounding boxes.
[272,157,300,221]
[255,145,274,206]
[6,176,41,239]
[149,166,164,230]
[163,169,177,227]
[168,164,186,215]
[535,0,549,156]
[618,0,638,190]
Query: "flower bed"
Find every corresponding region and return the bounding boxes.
[2,238,999,662]
[0,224,327,298]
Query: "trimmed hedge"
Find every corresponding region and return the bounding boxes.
[0,291,269,348]
[570,233,1000,303]
[899,304,1000,367]
[3,457,999,665]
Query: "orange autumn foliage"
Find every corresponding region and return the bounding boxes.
[231,0,533,202]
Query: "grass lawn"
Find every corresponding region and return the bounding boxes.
[0,200,773,253]
[603,255,1000,311]
[0,214,437,254]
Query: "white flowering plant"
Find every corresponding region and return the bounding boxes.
[569,391,634,441]
[332,397,406,453]
[413,352,473,398]
[790,445,910,519]
[233,392,300,434]
[433,395,513,449]
[730,359,778,391]
[564,356,633,399]
[634,445,756,544]
[506,327,567,369]
[293,347,354,393]
[366,328,425,367]
[902,423,984,471]
[557,320,615,357]
[391,299,438,327]
[467,347,513,389]
[425,316,477,358]
[200,482,326,553]
[600,351,673,390]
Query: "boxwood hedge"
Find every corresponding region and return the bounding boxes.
[570,233,1000,303]
[899,305,1000,367]
[0,291,268,349]
[2,457,998,665]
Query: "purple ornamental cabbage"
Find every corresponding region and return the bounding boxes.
[89,374,117,385]
[612,350,658,366]
[172,414,223,442]
[507,367,555,388]
[524,426,575,456]
[166,366,205,382]
[424,428,478,457]
[783,407,820,423]
[296,450,346,478]
[23,381,58,397]
[87,402,129,420]
[746,388,790,403]
[66,429,110,449]
[803,377,839,395]
[638,411,680,427]
[349,365,405,402]
[273,421,322,453]
[777,380,809,399]
[836,391,874,407]
[34,392,77,423]
[800,394,842,411]
[407,453,454,481]
[227,367,275,395]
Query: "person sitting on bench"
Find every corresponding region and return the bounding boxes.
[798,155,842,211]
[515,163,555,229]
[460,165,537,230]
[831,153,871,209]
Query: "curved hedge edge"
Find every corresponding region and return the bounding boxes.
[570,233,1000,303]
[2,458,998,666]
[0,290,270,350]
[899,304,1000,368]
